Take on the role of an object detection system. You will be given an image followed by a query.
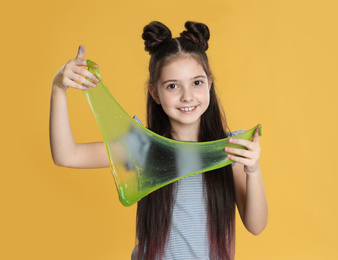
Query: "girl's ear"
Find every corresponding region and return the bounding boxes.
[148,84,161,104]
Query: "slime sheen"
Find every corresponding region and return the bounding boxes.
[83,60,262,206]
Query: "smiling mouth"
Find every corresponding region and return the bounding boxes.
[178,106,197,112]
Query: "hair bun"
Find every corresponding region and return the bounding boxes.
[142,21,172,54]
[181,21,210,51]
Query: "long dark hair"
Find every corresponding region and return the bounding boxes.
[136,21,236,260]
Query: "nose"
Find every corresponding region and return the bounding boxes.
[180,87,193,102]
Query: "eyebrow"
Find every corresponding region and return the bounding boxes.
[161,75,207,86]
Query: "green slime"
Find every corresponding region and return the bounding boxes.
[83,60,262,206]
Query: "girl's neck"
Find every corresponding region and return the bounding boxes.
[170,124,199,142]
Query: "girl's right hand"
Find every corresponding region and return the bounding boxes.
[52,45,100,91]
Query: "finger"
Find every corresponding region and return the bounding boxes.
[63,78,89,91]
[252,128,260,143]
[73,66,100,83]
[227,154,251,165]
[225,147,253,158]
[228,138,254,150]
[76,45,86,59]
[68,71,97,88]
[64,58,87,69]
[227,154,259,169]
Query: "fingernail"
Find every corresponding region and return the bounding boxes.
[229,138,233,143]
[95,78,100,83]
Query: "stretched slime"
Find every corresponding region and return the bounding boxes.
[83,60,262,206]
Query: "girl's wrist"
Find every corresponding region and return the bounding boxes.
[52,66,68,91]
[244,166,261,176]
[52,81,68,92]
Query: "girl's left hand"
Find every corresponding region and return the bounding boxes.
[225,128,261,174]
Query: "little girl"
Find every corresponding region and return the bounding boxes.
[50,21,268,260]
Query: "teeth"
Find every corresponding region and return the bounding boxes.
[180,106,195,111]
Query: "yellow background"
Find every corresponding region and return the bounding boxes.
[1,0,337,259]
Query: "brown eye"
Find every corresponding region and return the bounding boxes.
[167,84,178,89]
[193,80,203,86]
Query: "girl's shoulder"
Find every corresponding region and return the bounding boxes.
[227,129,246,137]
[227,129,245,166]
[133,115,143,125]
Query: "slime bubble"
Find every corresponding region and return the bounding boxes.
[83,60,262,206]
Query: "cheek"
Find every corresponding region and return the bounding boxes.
[159,92,175,108]
[205,97,211,110]
[200,90,210,106]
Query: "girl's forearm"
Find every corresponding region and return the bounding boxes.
[49,83,109,169]
[49,84,77,167]
[243,168,268,235]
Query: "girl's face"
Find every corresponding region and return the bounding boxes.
[149,55,212,133]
